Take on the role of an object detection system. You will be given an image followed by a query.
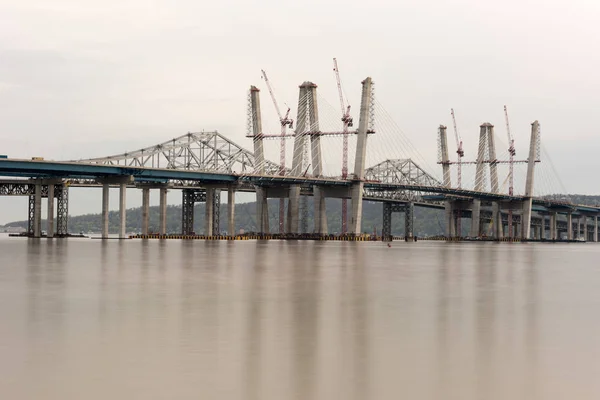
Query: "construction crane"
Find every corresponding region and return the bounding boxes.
[504,105,516,237]
[261,69,293,233]
[450,108,464,236]
[333,58,353,234]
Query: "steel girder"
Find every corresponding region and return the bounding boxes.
[382,202,414,240]
[180,188,220,235]
[364,159,442,203]
[74,131,284,175]
[27,194,35,235]
[56,185,69,235]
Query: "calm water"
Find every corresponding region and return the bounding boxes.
[1,234,600,399]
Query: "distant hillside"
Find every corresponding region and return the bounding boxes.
[2,199,446,236]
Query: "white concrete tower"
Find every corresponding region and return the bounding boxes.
[350,77,374,235]
[521,120,540,240]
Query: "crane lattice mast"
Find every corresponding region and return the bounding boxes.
[504,105,516,237]
[450,108,464,236]
[261,69,293,233]
[333,58,353,234]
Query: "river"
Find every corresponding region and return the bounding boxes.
[1,234,599,399]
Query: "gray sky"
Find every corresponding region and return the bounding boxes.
[2,0,600,224]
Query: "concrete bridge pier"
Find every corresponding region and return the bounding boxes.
[405,202,414,239]
[567,213,573,240]
[594,216,598,242]
[141,188,150,235]
[98,176,133,239]
[227,186,235,236]
[444,201,456,237]
[119,183,127,239]
[550,212,557,240]
[255,187,270,234]
[46,184,54,238]
[313,187,327,235]
[102,183,109,239]
[470,199,481,238]
[33,182,42,238]
[205,187,214,236]
[159,187,168,235]
[492,202,503,239]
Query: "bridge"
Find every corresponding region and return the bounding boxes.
[1,76,598,242]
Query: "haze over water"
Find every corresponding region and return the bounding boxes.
[1,235,599,399]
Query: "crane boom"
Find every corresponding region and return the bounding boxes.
[261,69,283,121]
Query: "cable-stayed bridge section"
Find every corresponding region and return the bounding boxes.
[0,74,598,242]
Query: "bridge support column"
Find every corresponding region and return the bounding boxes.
[159,187,167,235]
[181,189,195,235]
[567,213,573,240]
[521,199,533,240]
[228,187,235,236]
[102,184,109,239]
[405,202,414,239]
[582,215,588,241]
[470,199,481,238]
[32,183,42,238]
[382,203,392,241]
[491,202,502,239]
[205,187,214,236]
[313,187,327,235]
[56,185,69,236]
[445,201,456,237]
[119,183,127,239]
[550,213,557,240]
[213,190,221,236]
[287,186,299,234]
[142,188,150,235]
[350,183,364,235]
[255,187,270,234]
[47,184,55,238]
[350,77,373,236]
[594,216,598,242]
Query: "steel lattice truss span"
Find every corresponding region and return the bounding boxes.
[364,159,442,202]
[74,131,284,175]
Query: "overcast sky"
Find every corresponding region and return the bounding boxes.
[2,0,600,224]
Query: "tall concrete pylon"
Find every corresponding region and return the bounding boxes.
[307,83,327,234]
[486,124,499,193]
[287,83,311,234]
[470,124,488,237]
[439,125,456,237]
[438,125,451,188]
[350,77,374,235]
[249,85,269,233]
[287,81,327,234]
[521,120,540,239]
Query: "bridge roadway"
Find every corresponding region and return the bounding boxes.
[0,158,596,211]
[1,158,599,240]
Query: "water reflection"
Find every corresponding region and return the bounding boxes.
[1,238,598,399]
